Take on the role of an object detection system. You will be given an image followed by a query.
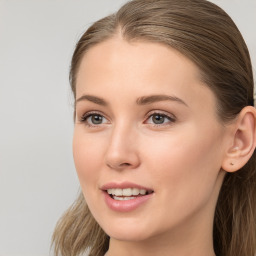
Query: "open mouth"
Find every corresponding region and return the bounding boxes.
[106,188,154,201]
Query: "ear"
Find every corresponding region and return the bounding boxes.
[222,106,256,173]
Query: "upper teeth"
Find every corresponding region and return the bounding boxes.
[107,188,147,196]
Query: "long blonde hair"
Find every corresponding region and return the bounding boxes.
[52,1,256,255]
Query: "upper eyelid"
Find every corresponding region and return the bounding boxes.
[78,109,176,122]
[146,110,176,119]
[79,112,109,127]
[80,110,109,120]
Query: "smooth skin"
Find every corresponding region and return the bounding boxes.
[73,36,256,256]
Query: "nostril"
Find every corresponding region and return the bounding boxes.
[121,163,131,166]
[106,162,132,170]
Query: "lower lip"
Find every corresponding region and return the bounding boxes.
[103,191,153,212]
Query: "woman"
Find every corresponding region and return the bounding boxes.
[52,0,256,255]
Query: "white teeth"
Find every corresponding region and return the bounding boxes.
[115,188,123,196]
[122,188,132,196]
[113,196,136,201]
[107,188,148,196]
[132,188,140,195]
[139,189,146,195]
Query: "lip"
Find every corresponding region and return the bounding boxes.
[101,182,154,212]
[101,181,153,191]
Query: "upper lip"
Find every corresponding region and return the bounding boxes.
[101,182,154,192]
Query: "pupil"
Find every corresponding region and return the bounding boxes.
[153,114,164,124]
[92,115,102,124]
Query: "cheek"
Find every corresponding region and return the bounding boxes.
[142,126,223,200]
[72,129,105,190]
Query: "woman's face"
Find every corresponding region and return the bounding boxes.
[73,37,228,243]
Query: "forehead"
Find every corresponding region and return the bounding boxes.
[76,37,217,114]
[78,37,202,81]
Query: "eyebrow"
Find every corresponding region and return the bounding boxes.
[75,94,188,107]
[136,94,188,107]
[76,95,108,106]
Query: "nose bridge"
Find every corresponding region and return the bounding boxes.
[105,119,139,170]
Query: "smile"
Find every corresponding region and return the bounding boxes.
[107,188,153,201]
[101,183,154,212]
[106,187,154,201]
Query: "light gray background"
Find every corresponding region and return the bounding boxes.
[0,1,255,256]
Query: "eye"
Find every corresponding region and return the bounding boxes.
[80,112,109,127]
[146,112,175,125]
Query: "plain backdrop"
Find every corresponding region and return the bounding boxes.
[0,1,255,256]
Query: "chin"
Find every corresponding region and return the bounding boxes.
[106,228,152,242]
[99,217,157,242]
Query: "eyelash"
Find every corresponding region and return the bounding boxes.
[79,111,108,128]
[145,111,176,126]
[79,111,176,128]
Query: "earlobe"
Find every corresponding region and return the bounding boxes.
[222,106,256,173]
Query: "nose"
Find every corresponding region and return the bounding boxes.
[105,123,140,171]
